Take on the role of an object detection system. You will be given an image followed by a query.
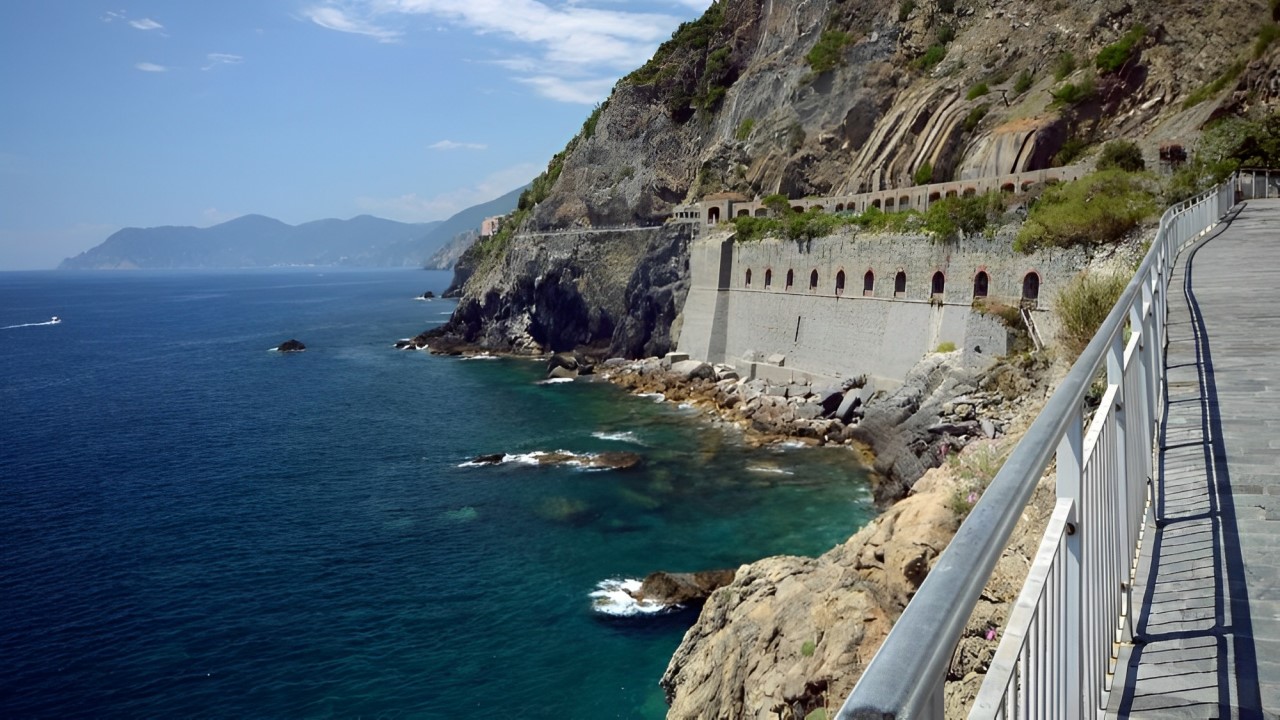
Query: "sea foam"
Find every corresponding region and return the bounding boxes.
[591,431,643,445]
[589,578,672,617]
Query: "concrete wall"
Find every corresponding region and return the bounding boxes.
[677,230,1095,386]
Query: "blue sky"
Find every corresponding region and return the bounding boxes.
[0,0,711,269]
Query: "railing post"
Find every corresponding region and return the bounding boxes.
[1056,405,1084,719]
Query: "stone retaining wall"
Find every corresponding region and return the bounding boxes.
[677,230,1095,386]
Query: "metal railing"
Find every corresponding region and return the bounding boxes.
[837,172,1242,720]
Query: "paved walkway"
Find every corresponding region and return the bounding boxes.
[1107,199,1280,719]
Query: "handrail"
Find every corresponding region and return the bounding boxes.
[836,172,1241,719]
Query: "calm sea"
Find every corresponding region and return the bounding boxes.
[0,269,874,718]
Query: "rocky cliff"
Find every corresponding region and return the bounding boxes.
[430,0,1276,357]
[417,1,1280,717]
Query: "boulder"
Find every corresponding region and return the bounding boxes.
[816,387,845,414]
[662,352,690,369]
[670,359,715,380]
[547,352,579,378]
[834,389,864,422]
[547,365,578,380]
[422,291,435,299]
[277,339,306,352]
[631,569,737,606]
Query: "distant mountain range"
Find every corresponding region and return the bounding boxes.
[58,186,523,270]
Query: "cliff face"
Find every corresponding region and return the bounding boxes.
[430,0,1275,357]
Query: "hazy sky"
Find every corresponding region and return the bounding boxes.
[0,0,711,269]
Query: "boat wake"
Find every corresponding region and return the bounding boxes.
[589,578,675,617]
[536,377,574,385]
[2,316,61,330]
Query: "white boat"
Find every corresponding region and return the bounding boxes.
[49,316,60,324]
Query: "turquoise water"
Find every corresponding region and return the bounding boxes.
[0,269,875,718]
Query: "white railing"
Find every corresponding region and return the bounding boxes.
[837,171,1243,720]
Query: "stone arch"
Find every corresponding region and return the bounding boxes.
[811,204,824,213]
[863,269,875,296]
[932,271,946,297]
[836,269,846,295]
[894,270,907,297]
[945,189,958,199]
[792,205,804,214]
[963,187,977,197]
[928,191,942,203]
[745,268,753,287]
[899,195,911,209]
[764,268,773,289]
[707,206,721,224]
[809,269,819,290]
[835,202,846,212]
[1021,180,1036,192]
[1000,182,1016,194]
[786,269,795,290]
[872,198,882,209]
[737,208,750,218]
[885,197,896,209]
[1022,271,1041,303]
[973,270,989,298]
[755,208,768,217]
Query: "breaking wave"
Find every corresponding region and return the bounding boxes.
[591,431,643,445]
[589,578,673,617]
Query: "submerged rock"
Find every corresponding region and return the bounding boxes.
[277,339,306,352]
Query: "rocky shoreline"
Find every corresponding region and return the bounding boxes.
[403,335,1057,716]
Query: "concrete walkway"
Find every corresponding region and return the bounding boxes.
[1107,199,1280,719]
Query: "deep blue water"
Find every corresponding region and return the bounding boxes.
[0,269,875,718]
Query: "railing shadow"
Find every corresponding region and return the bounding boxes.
[1115,205,1263,717]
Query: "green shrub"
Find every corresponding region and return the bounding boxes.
[581,102,608,140]
[1097,140,1145,172]
[1014,170,1158,252]
[1256,23,1280,58]
[937,0,955,13]
[898,0,916,22]
[624,4,726,85]
[963,104,990,132]
[735,118,755,141]
[1096,25,1146,74]
[1053,136,1089,166]
[924,191,1003,241]
[763,193,792,215]
[807,30,855,73]
[801,639,817,657]
[1182,60,1246,109]
[915,45,947,70]
[914,162,934,186]
[935,341,957,353]
[1052,52,1077,81]
[1055,271,1131,355]
[732,215,780,242]
[935,24,956,45]
[1013,69,1034,95]
[1051,77,1095,106]
[783,208,845,242]
[966,82,989,100]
